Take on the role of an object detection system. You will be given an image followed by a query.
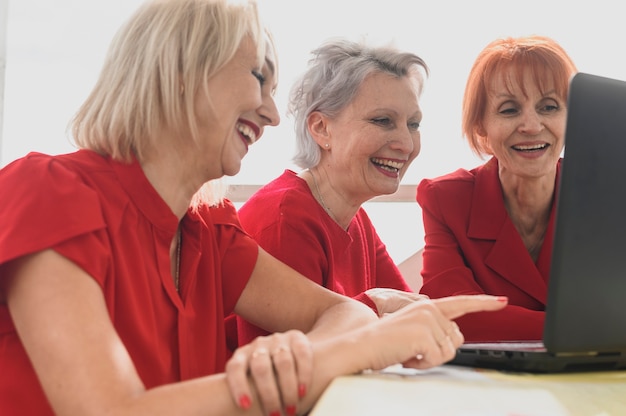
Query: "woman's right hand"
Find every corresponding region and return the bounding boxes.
[226,330,313,416]
[365,295,508,371]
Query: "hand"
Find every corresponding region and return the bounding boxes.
[365,287,429,317]
[226,330,312,416]
[365,295,507,371]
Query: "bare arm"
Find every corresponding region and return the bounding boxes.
[234,247,378,341]
[2,249,274,416]
[301,295,509,407]
[230,248,507,413]
[3,248,507,416]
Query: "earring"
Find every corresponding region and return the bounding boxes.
[324,143,330,149]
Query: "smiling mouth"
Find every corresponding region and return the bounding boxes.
[371,157,405,173]
[236,123,258,146]
[512,143,549,152]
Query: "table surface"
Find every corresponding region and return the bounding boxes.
[310,364,626,416]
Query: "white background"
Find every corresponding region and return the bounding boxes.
[3,0,625,262]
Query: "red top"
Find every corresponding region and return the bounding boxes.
[416,157,561,342]
[0,150,258,415]
[231,170,411,347]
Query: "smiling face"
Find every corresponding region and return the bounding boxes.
[314,71,422,203]
[237,46,280,147]
[192,36,264,179]
[481,68,567,181]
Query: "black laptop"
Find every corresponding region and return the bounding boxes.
[449,72,626,373]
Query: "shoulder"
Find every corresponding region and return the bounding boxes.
[0,151,112,263]
[417,159,495,206]
[1,150,114,204]
[239,170,314,224]
[204,199,240,226]
[418,166,477,198]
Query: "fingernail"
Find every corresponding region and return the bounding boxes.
[238,394,251,409]
[496,296,508,302]
[298,383,307,398]
[270,412,281,416]
[286,405,297,416]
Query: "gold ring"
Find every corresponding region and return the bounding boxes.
[272,345,290,356]
[251,348,269,359]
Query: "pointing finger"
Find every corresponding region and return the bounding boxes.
[432,295,508,320]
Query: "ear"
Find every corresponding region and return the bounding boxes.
[475,123,487,137]
[307,111,331,148]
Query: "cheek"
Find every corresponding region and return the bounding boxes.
[553,121,567,142]
[412,134,421,155]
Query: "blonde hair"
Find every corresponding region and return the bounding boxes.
[70,0,265,163]
[462,35,577,157]
[192,27,279,208]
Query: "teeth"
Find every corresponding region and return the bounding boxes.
[237,123,257,144]
[371,157,405,171]
[513,143,547,151]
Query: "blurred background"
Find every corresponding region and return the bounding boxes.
[1,0,624,263]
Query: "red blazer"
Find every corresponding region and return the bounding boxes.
[416,157,562,342]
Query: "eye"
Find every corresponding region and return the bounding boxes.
[371,117,392,126]
[498,106,519,116]
[497,100,519,116]
[252,70,266,86]
[408,121,421,132]
[539,99,560,114]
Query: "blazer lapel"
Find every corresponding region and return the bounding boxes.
[467,158,548,304]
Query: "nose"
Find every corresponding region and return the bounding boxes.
[389,125,419,156]
[518,110,544,135]
[258,94,280,127]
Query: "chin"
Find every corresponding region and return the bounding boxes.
[223,165,242,177]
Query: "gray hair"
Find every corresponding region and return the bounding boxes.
[289,38,429,169]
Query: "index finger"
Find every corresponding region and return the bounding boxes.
[431,295,508,320]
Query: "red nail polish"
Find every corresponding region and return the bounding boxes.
[238,394,251,409]
[270,412,281,416]
[298,383,307,398]
[286,405,297,416]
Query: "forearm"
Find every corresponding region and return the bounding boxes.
[305,297,378,343]
[300,325,379,412]
[106,375,259,416]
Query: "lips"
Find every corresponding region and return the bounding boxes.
[371,157,405,173]
[511,143,549,152]
[236,120,260,145]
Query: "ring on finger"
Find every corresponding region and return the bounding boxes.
[271,345,290,356]
[251,348,270,359]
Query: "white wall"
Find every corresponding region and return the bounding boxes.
[0,0,8,162]
[3,0,626,262]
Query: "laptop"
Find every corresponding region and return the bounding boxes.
[449,72,626,373]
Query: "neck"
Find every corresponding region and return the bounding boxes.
[500,171,555,260]
[140,145,203,220]
[303,168,359,230]
[501,174,555,228]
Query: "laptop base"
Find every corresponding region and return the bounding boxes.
[450,342,626,373]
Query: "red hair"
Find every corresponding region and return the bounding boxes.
[462,35,577,156]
